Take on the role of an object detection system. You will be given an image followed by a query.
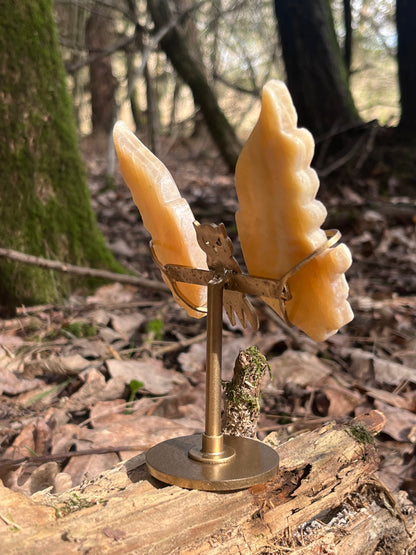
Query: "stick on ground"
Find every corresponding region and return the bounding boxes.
[0,247,168,292]
[222,346,270,438]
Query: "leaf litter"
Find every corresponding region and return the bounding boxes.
[0,137,415,515]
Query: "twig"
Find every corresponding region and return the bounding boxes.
[213,72,260,97]
[315,119,378,145]
[317,135,366,178]
[126,0,209,99]
[65,35,136,74]
[0,513,22,531]
[118,331,207,358]
[0,446,147,472]
[355,120,378,170]
[0,247,168,293]
[222,346,270,438]
[154,331,207,356]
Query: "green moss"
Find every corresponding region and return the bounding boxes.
[145,318,164,341]
[0,1,125,310]
[42,321,97,340]
[223,346,270,412]
[346,423,375,445]
[62,321,98,338]
[55,492,100,518]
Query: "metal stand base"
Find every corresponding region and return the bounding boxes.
[146,433,279,491]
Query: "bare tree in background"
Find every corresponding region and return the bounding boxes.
[396,0,416,135]
[274,0,361,138]
[85,1,117,134]
[343,0,353,78]
[147,0,241,171]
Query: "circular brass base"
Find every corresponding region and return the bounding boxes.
[146,434,279,491]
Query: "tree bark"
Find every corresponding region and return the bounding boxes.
[343,0,353,77]
[144,63,161,156]
[85,2,117,134]
[396,0,416,135]
[147,0,241,171]
[0,1,123,310]
[274,0,360,138]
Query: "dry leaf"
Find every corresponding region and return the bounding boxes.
[29,462,59,495]
[0,369,42,395]
[320,377,362,417]
[51,424,82,455]
[178,343,206,374]
[63,452,120,487]
[64,369,125,412]
[109,238,135,258]
[269,350,333,388]
[77,414,197,451]
[373,400,416,442]
[87,283,137,305]
[364,386,412,410]
[90,399,128,427]
[0,334,24,350]
[110,312,145,340]
[345,348,416,386]
[87,309,111,327]
[23,354,91,378]
[3,418,49,461]
[373,357,416,386]
[67,338,110,359]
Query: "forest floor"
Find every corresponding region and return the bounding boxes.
[0,126,416,523]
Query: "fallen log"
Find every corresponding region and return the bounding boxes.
[0,410,414,554]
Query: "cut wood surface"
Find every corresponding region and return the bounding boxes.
[0,410,414,554]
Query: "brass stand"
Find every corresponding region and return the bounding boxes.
[146,223,340,490]
[146,272,279,491]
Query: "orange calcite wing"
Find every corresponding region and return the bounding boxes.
[235,81,353,341]
[113,121,207,318]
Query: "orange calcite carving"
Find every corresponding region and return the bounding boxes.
[235,81,353,341]
[113,122,207,318]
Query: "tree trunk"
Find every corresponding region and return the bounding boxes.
[147,0,241,171]
[343,0,353,77]
[0,1,123,311]
[144,63,161,156]
[274,0,360,138]
[176,0,207,139]
[396,0,416,135]
[85,2,116,134]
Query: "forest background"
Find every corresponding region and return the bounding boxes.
[0,1,416,547]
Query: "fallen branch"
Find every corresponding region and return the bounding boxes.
[222,346,270,437]
[2,411,414,554]
[0,247,168,292]
[0,446,145,476]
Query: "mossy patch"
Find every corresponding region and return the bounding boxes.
[0,1,125,310]
[346,423,375,446]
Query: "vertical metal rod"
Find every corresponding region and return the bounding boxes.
[202,276,224,456]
